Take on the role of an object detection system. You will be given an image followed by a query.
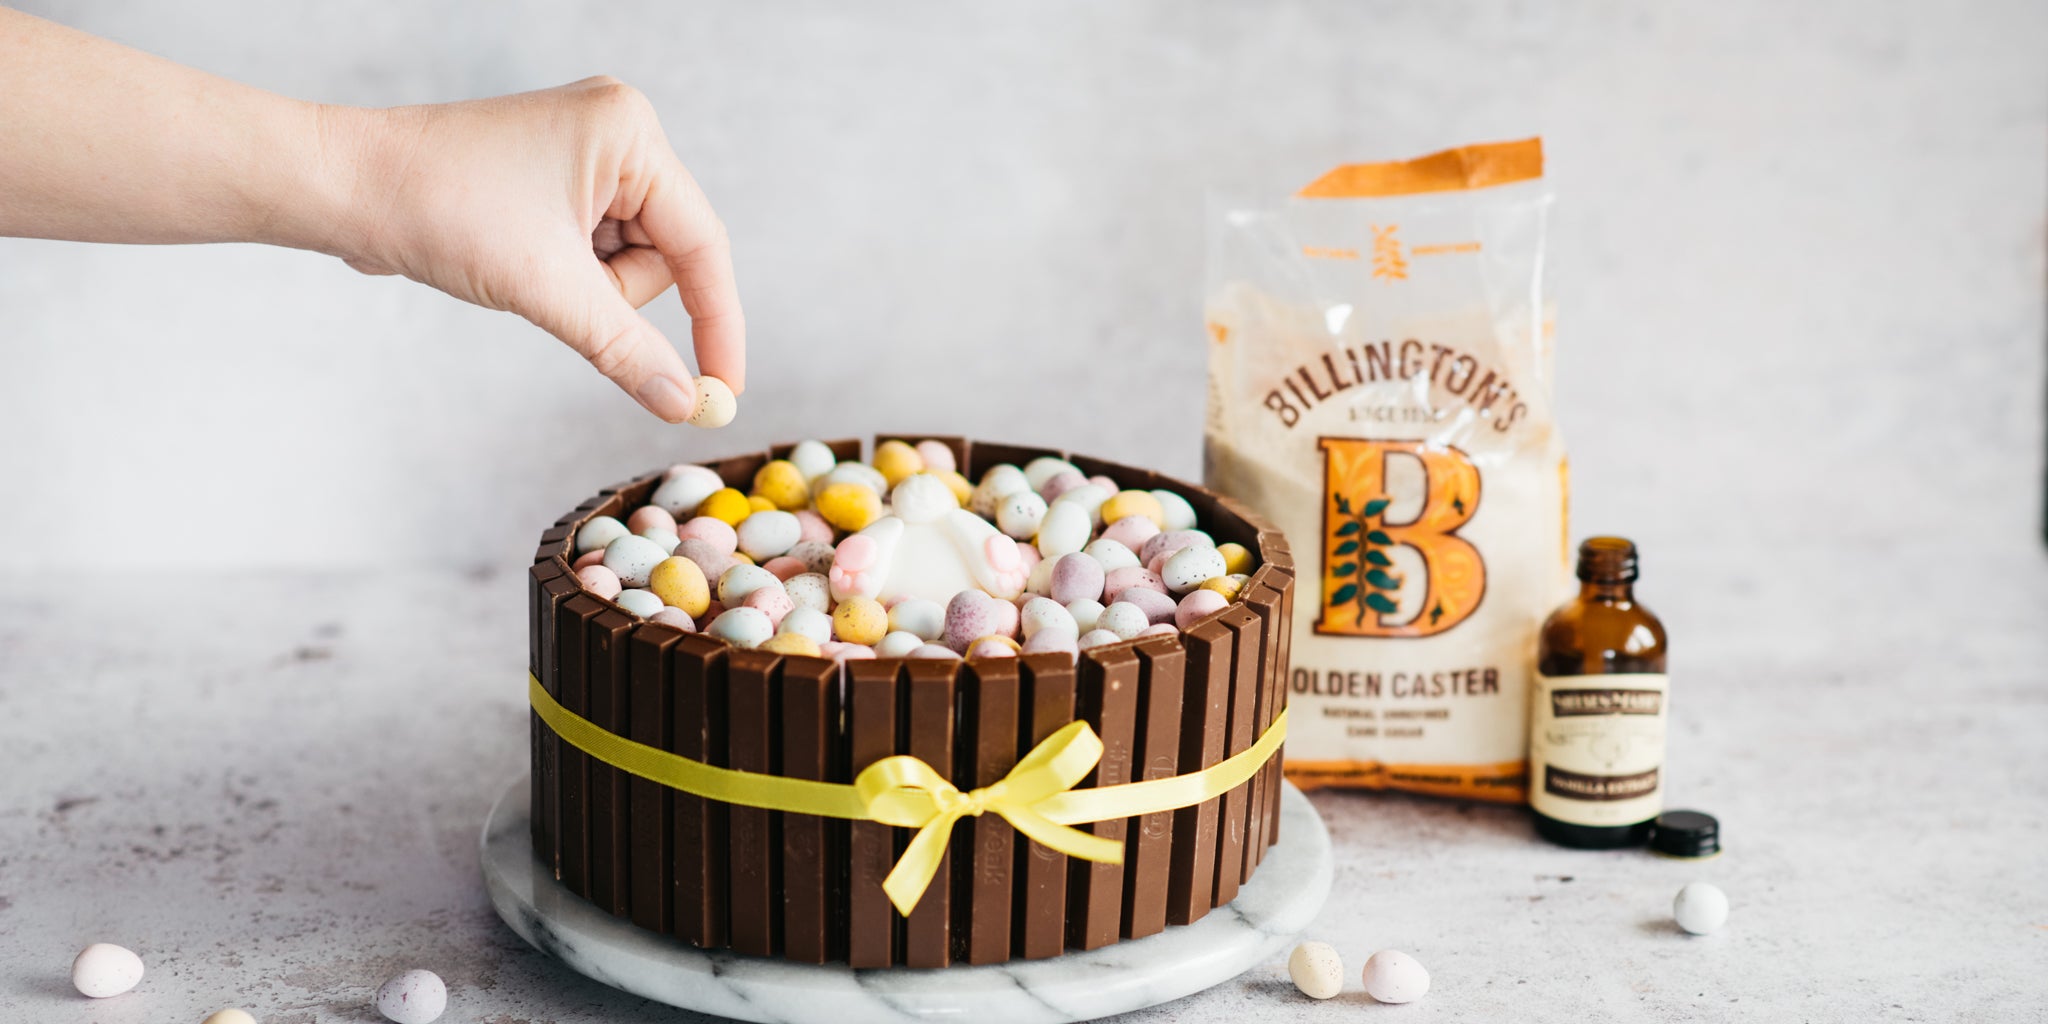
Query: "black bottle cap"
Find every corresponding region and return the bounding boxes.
[1651,810,1720,858]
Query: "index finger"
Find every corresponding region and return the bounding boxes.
[634,157,746,393]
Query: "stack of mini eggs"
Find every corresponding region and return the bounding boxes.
[566,439,1257,662]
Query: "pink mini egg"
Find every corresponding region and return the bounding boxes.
[910,644,964,660]
[676,516,739,554]
[576,565,623,600]
[1120,586,1177,625]
[674,538,736,582]
[1050,552,1106,605]
[820,641,877,661]
[988,595,1020,638]
[761,556,807,580]
[1103,566,1166,604]
[573,548,606,570]
[700,600,724,622]
[1087,474,1120,495]
[627,505,678,537]
[1140,530,1212,567]
[1016,540,1043,572]
[1175,588,1230,630]
[793,509,835,545]
[915,440,958,474]
[1138,622,1179,638]
[942,591,1005,651]
[1101,515,1161,552]
[1020,627,1079,660]
[1040,470,1089,502]
[649,607,697,632]
[967,638,1018,659]
[1077,628,1124,650]
[743,585,795,629]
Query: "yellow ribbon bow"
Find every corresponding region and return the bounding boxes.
[855,720,1124,916]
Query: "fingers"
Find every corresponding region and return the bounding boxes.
[527,259,699,423]
[602,244,675,308]
[629,159,746,394]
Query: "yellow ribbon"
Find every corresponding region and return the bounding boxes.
[527,674,1288,916]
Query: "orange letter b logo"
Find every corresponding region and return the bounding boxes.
[1315,438,1485,638]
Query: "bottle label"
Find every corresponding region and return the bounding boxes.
[1528,672,1668,825]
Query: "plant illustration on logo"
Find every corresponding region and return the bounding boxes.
[1316,437,1487,638]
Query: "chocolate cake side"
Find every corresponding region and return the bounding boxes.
[526,437,1295,967]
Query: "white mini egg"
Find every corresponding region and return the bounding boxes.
[1084,538,1140,573]
[822,461,888,494]
[888,598,947,641]
[1673,882,1729,935]
[1020,596,1077,640]
[651,464,724,518]
[614,588,665,618]
[1287,940,1344,1000]
[787,439,839,484]
[716,564,782,606]
[1052,483,1111,527]
[736,510,802,561]
[688,375,737,428]
[576,516,629,554]
[706,607,774,649]
[1163,545,1229,595]
[1035,502,1092,559]
[1151,489,1199,532]
[996,491,1049,540]
[1024,456,1082,493]
[602,534,669,588]
[1077,628,1123,650]
[638,529,681,555]
[1066,598,1106,632]
[1361,949,1429,1004]
[1025,556,1059,596]
[203,1010,257,1024]
[1098,601,1150,640]
[970,464,1031,517]
[874,631,926,658]
[784,572,832,612]
[779,606,834,646]
[375,968,448,1024]
[70,942,144,998]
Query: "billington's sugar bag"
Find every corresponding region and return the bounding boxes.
[1204,138,1567,802]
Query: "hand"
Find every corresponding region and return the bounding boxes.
[326,77,744,422]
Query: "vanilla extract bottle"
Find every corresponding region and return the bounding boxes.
[1529,537,1669,849]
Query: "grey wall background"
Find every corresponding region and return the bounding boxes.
[2,0,2042,585]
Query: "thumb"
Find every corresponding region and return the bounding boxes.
[525,262,700,422]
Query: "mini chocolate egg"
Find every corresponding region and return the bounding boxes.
[743,584,795,629]
[915,440,957,474]
[816,482,884,533]
[779,606,834,645]
[821,460,889,494]
[1101,514,1161,552]
[736,510,802,561]
[651,464,726,518]
[716,564,782,606]
[761,555,807,580]
[1020,596,1077,639]
[874,630,926,658]
[747,493,778,513]
[1099,490,1165,531]
[603,535,670,588]
[1077,628,1124,650]
[888,598,947,641]
[909,643,963,660]
[1084,538,1140,573]
[942,591,1007,651]
[761,632,821,657]
[1361,950,1428,1004]
[676,516,739,554]
[1025,556,1059,596]
[1039,470,1089,503]
[1050,553,1106,605]
[1066,598,1106,632]
[752,459,811,511]
[1051,483,1111,527]
[649,607,697,632]
[1215,541,1255,575]
[1016,539,1043,570]
[1673,882,1729,935]
[70,942,143,998]
[576,515,629,554]
[968,636,1020,659]
[1175,589,1230,630]
[203,1010,257,1024]
[614,588,665,618]
[572,548,606,571]
[787,439,839,484]
[1287,941,1344,1000]
[1020,627,1079,659]
[375,968,448,1024]
[698,487,753,525]
[833,597,890,646]
[639,530,681,554]
[1098,601,1150,640]
[1088,474,1120,494]
[1120,586,1177,625]
[996,491,1049,540]
[1140,529,1214,566]
[575,564,623,601]
[688,375,737,428]
[626,505,678,537]
[784,572,832,612]
[820,641,878,661]
[1201,573,1250,601]
[987,595,1021,638]
[1163,545,1229,595]
[970,464,1031,517]
[1138,622,1178,638]
[1151,489,1199,531]
[788,541,838,576]
[1035,502,1092,559]
[1023,456,1082,493]
[872,439,926,487]
[674,538,737,583]
[793,510,835,545]
[936,469,976,506]
[1103,566,1167,604]
[707,607,774,648]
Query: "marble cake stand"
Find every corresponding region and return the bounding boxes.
[481,776,1332,1023]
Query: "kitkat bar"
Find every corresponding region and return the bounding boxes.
[588,607,636,916]
[554,594,605,898]
[846,659,901,968]
[902,659,959,967]
[726,649,782,956]
[628,623,684,935]
[533,570,579,877]
[1125,636,1185,940]
[1015,652,1077,959]
[1068,644,1141,951]
[962,658,1020,964]
[713,451,771,490]
[778,656,842,965]
[1239,579,1284,875]
[1209,604,1264,908]
[671,634,731,949]
[1168,614,1232,925]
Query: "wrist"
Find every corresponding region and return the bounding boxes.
[253,101,389,261]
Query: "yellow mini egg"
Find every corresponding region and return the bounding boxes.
[872,440,925,487]
[1215,542,1255,576]
[1100,490,1167,530]
[761,632,823,658]
[832,597,889,646]
[747,494,778,513]
[752,459,811,511]
[648,556,711,617]
[972,634,1021,653]
[937,470,975,507]
[816,482,883,532]
[730,551,757,567]
[699,487,752,525]
[1200,574,1248,601]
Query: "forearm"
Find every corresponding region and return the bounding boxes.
[0,7,362,254]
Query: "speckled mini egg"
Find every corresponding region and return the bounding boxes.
[70,942,143,998]
[742,584,795,630]
[1098,601,1150,640]
[688,375,737,428]
[707,607,774,649]
[651,464,725,518]
[1201,573,1250,601]
[996,490,1049,540]
[757,632,817,657]
[626,505,677,537]
[1103,566,1166,604]
[1066,598,1106,632]
[1084,538,1140,573]
[676,516,739,554]
[793,509,835,545]
[1151,489,1199,532]
[649,607,697,632]
[970,464,1031,517]
[874,631,926,658]
[1021,627,1079,659]
[1175,589,1230,630]
[1120,586,1177,626]
[942,591,1008,651]
[1077,628,1124,650]
[914,440,957,474]
[1138,622,1178,638]
[1098,490,1164,531]
[1674,882,1729,935]
[602,535,669,588]
[1024,456,1082,493]
[910,643,963,660]
[615,588,665,618]
[1361,950,1428,1004]
[575,564,623,601]
[778,606,834,646]
[674,538,736,584]
[1101,515,1161,552]
[1039,470,1088,503]
[787,541,837,576]
[820,641,877,661]
[375,968,448,1024]
[787,439,839,483]
[1163,545,1229,595]
[1287,941,1344,1000]
[1049,552,1105,605]
[1020,597,1076,639]
[1051,483,1112,527]
[751,459,810,511]
[1025,556,1059,597]
[1140,529,1214,567]
[648,555,710,613]
[784,572,832,612]
[832,597,890,646]
[716,564,782,606]
[576,515,629,554]
[736,510,802,561]
[888,598,947,641]
[968,637,1019,659]
[639,530,681,555]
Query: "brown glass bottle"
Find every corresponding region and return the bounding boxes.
[1529,537,1669,849]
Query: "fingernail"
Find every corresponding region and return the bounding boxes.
[636,374,695,423]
